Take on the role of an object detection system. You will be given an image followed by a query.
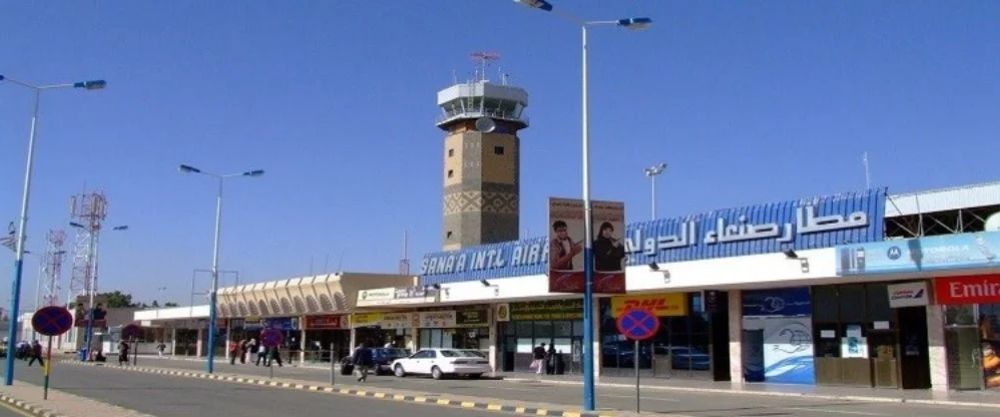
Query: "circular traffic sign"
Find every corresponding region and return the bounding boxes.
[122,323,142,340]
[260,328,284,348]
[616,308,661,341]
[31,306,73,337]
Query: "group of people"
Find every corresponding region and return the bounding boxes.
[530,343,565,375]
[229,337,284,367]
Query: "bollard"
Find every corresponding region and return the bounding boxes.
[329,343,336,386]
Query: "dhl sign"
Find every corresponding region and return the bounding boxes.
[610,293,688,317]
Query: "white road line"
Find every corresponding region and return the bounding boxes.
[780,406,889,416]
[601,394,680,402]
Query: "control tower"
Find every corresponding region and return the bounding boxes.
[437,53,529,250]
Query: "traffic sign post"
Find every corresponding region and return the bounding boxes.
[616,308,661,414]
[31,307,73,400]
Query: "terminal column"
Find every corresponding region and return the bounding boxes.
[926,304,948,391]
[727,290,744,385]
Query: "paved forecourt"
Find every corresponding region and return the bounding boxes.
[63,357,1000,417]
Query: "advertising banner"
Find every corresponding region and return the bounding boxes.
[357,286,437,307]
[548,198,585,292]
[591,200,626,293]
[610,293,687,317]
[934,274,1000,305]
[742,316,815,384]
[304,314,347,330]
[510,299,583,320]
[742,287,812,317]
[838,231,1000,276]
[887,281,930,308]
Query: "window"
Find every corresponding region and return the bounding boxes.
[448,148,454,157]
[494,146,504,155]
[413,350,435,359]
[446,231,453,239]
[447,169,453,178]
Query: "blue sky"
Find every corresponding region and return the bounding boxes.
[1,1,998,308]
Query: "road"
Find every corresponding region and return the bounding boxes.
[19,358,999,417]
[12,364,502,417]
[0,402,29,417]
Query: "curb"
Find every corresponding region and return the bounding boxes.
[504,377,1000,409]
[0,392,66,417]
[63,361,622,417]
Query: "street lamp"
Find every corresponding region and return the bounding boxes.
[70,222,127,362]
[643,163,667,220]
[179,164,264,374]
[0,74,106,385]
[513,1,651,411]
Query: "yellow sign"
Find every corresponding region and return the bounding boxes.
[351,312,384,327]
[611,293,687,317]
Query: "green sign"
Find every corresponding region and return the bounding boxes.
[510,299,583,321]
[456,309,489,327]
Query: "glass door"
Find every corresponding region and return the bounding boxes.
[945,305,982,390]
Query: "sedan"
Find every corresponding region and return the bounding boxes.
[391,348,490,380]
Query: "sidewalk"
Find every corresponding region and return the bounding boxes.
[0,380,155,417]
[136,354,1000,409]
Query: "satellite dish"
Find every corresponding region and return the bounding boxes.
[986,212,1000,232]
[475,117,496,133]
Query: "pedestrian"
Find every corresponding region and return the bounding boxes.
[238,338,249,364]
[229,340,240,365]
[27,340,44,367]
[255,342,267,366]
[531,343,547,375]
[546,344,556,375]
[118,340,130,366]
[267,345,283,367]
[352,343,373,382]
[156,341,167,357]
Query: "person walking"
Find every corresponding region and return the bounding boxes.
[254,341,267,366]
[118,340,130,366]
[156,341,167,357]
[266,345,283,367]
[545,344,556,375]
[531,343,547,375]
[352,343,373,382]
[228,340,240,365]
[27,340,44,367]
[238,338,249,364]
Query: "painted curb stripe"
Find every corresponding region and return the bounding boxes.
[57,360,631,417]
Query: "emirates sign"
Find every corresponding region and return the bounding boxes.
[935,274,1000,305]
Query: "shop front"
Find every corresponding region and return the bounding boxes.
[936,274,1000,390]
[742,287,815,385]
[351,312,414,350]
[416,308,491,351]
[499,299,584,373]
[303,314,350,361]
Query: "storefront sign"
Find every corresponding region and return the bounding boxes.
[496,303,510,322]
[935,274,1000,305]
[263,317,298,331]
[610,293,687,317]
[510,299,583,320]
[357,286,438,307]
[742,288,811,317]
[887,281,930,308]
[456,309,489,327]
[417,311,456,328]
[421,189,885,284]
[352,312,414,329]
[351,312,384,327]
[838,231,1000,275]
[304,314,347,330]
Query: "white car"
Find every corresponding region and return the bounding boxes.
[391,348,490,379]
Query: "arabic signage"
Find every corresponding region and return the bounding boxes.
[548,198,585,292]
[934,274,1000,305]
[263,317,298,331]
[510,299,583,321]
[456,309,489,327]
[838,231,1000,276]
[351,312,415,329]
[418,311,456,328]
[357,286,438,307]
[304,314,347,330]
[887,281,930,308]
[610,293,687,317]
[421,189,885,285]
[742,287,811,317]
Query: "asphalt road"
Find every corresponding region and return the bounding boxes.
[0,402,29,417]
[105,357,999,417]
[12,364,503,417]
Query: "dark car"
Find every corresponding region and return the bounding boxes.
[340,348,411,375]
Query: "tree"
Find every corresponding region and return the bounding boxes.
[164,302,179,307]
[151,300,160,308]
[100,291,134,308]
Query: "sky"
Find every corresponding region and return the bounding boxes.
[1,1,998,310]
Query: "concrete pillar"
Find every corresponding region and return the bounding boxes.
[592,297,602,379]
[349,327,357,352]
[728,290,744,386]
[299,329,306,364]
[488,304,498,374]
[926,304,948,391]
[224,323,232,361]
[196,328,204,357]
[171,328,177,356]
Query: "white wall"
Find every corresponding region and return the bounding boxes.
[134,305,210,322]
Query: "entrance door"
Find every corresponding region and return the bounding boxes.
[897,306,931,389]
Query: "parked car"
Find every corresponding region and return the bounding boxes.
[391,348,490,380]
[340,347,411,375]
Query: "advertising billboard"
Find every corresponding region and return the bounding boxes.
[548,198,585,293]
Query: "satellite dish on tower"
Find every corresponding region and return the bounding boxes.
[985,212,1000,232]
[475,117,496,133]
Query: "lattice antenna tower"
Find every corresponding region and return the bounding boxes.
[69,192,107,298]
[398,230,410,276]
[42,230,66,306]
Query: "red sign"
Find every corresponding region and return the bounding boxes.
[935,274,1000,305]
[616,308,661,341]
[304,314,345,330]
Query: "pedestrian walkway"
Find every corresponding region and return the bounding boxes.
[0,380,155,417]
[133,354,1000,409]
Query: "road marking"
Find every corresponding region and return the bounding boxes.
[780,407,889,416]
[601,394,679,402]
